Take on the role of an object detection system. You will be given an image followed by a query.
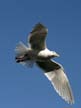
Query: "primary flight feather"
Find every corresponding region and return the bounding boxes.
[15,23,74,104]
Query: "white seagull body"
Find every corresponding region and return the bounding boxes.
[15,23,74,104]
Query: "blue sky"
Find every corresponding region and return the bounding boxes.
[0,0,81,107]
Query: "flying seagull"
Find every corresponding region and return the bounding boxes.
[15,23,74,104]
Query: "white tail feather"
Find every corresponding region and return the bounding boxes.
[15,41,29,56]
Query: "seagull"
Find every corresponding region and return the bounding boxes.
[15,23,74,104]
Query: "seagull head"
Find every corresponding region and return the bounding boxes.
[51,51,60,57]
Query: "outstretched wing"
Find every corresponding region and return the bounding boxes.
[36,60,74,104]
[28,23,48,51]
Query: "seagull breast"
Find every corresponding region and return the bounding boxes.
[37,48,59,60]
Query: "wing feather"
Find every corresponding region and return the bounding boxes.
[28,23,48,50]
[45,68,74,104]
[36,60,74,104]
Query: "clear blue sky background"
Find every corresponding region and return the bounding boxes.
[0,0,81,108]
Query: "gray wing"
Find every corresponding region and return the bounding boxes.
[28,23,48,51]
[36,60,74,104]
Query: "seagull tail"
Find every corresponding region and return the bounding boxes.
[15,41,29,63]
[15,41,29,56]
